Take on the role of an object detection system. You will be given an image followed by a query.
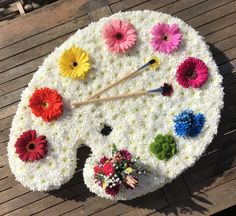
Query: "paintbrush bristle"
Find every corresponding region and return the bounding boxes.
[149,59,156,65]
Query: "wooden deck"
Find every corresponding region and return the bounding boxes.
[0,0,236,215]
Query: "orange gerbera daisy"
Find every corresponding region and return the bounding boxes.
[29,87,63,122]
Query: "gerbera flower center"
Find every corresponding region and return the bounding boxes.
[186,69,198,80]
[114,32,124,41]
[42,101,49,108]
[72,62,78,67]
[162,35,168,41]
[27,142,36,151]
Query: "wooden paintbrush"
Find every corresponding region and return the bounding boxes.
[71,83,173,108]
[86,57,159,100]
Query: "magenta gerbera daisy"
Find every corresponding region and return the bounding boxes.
[102,19,137,53]
[176,57,208,88]
[151,23,182,54]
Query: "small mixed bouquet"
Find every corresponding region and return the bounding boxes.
[93,144,147,196]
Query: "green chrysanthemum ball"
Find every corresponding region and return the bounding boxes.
[149,134,177,160]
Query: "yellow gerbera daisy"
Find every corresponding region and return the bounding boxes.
[58,46,91,79]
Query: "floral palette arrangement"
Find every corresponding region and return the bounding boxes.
[8,10,223,200]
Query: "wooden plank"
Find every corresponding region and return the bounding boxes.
[0,0,109,49]
[214,47,236,68]
[187,131,236,174]
[0,56,44,85]
[16,1,25,15]
[0,2,19,22]
[186,166,236,195]
[90,190,168,216]
[0,103,17,120]
[0,166,10,179]
[0,31,75,74]
[187,2,236,27]
[206,23,236,44]
[185,151,236,185]
[0,88,24,109]
[0,15,90,61]
[155,0,206,15]
[107,0,121,4]
[149,179,236,216]
[33,196,89,216]
[174,0,234,21]
[126,0,177,11]
[0,154,7,167]
[0,191,50,215]
[88,6,112,22]
[0,128,10,144]
[5,182,89,216]
[0,115,13,132]
[0,172,85,215]
[0,141,8,155]
[184,155,236,194]
[0,73,33,97]
[0,184,29,204]
[0,175,18,192]
[110,0,149,12]
[0,0,20,7]
[210,35,236,56]
[198,12,236,37]
[219,59,236,77]
[163,176,189,205]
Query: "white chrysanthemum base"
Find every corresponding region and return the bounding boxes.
[8,10,223,200]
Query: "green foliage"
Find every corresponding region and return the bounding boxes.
[112,143,118,155]
[149,134,177,160]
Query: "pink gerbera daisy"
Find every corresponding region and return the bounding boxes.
[176,57,208,88]
[151,23,182,54]
[102,19,137,53]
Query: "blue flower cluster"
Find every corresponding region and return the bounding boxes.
[174,109,205,137]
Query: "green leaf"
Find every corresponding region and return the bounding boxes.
[112,143,118,155]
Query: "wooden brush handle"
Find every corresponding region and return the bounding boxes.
[72,90,147,107]
[86,69,139,100]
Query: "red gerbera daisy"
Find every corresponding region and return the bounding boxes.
[15,130,47,162]
[29,87,63,122]
[176,57,208,88]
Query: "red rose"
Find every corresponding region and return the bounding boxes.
[94,165,101,174]
[102,162,114,176]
